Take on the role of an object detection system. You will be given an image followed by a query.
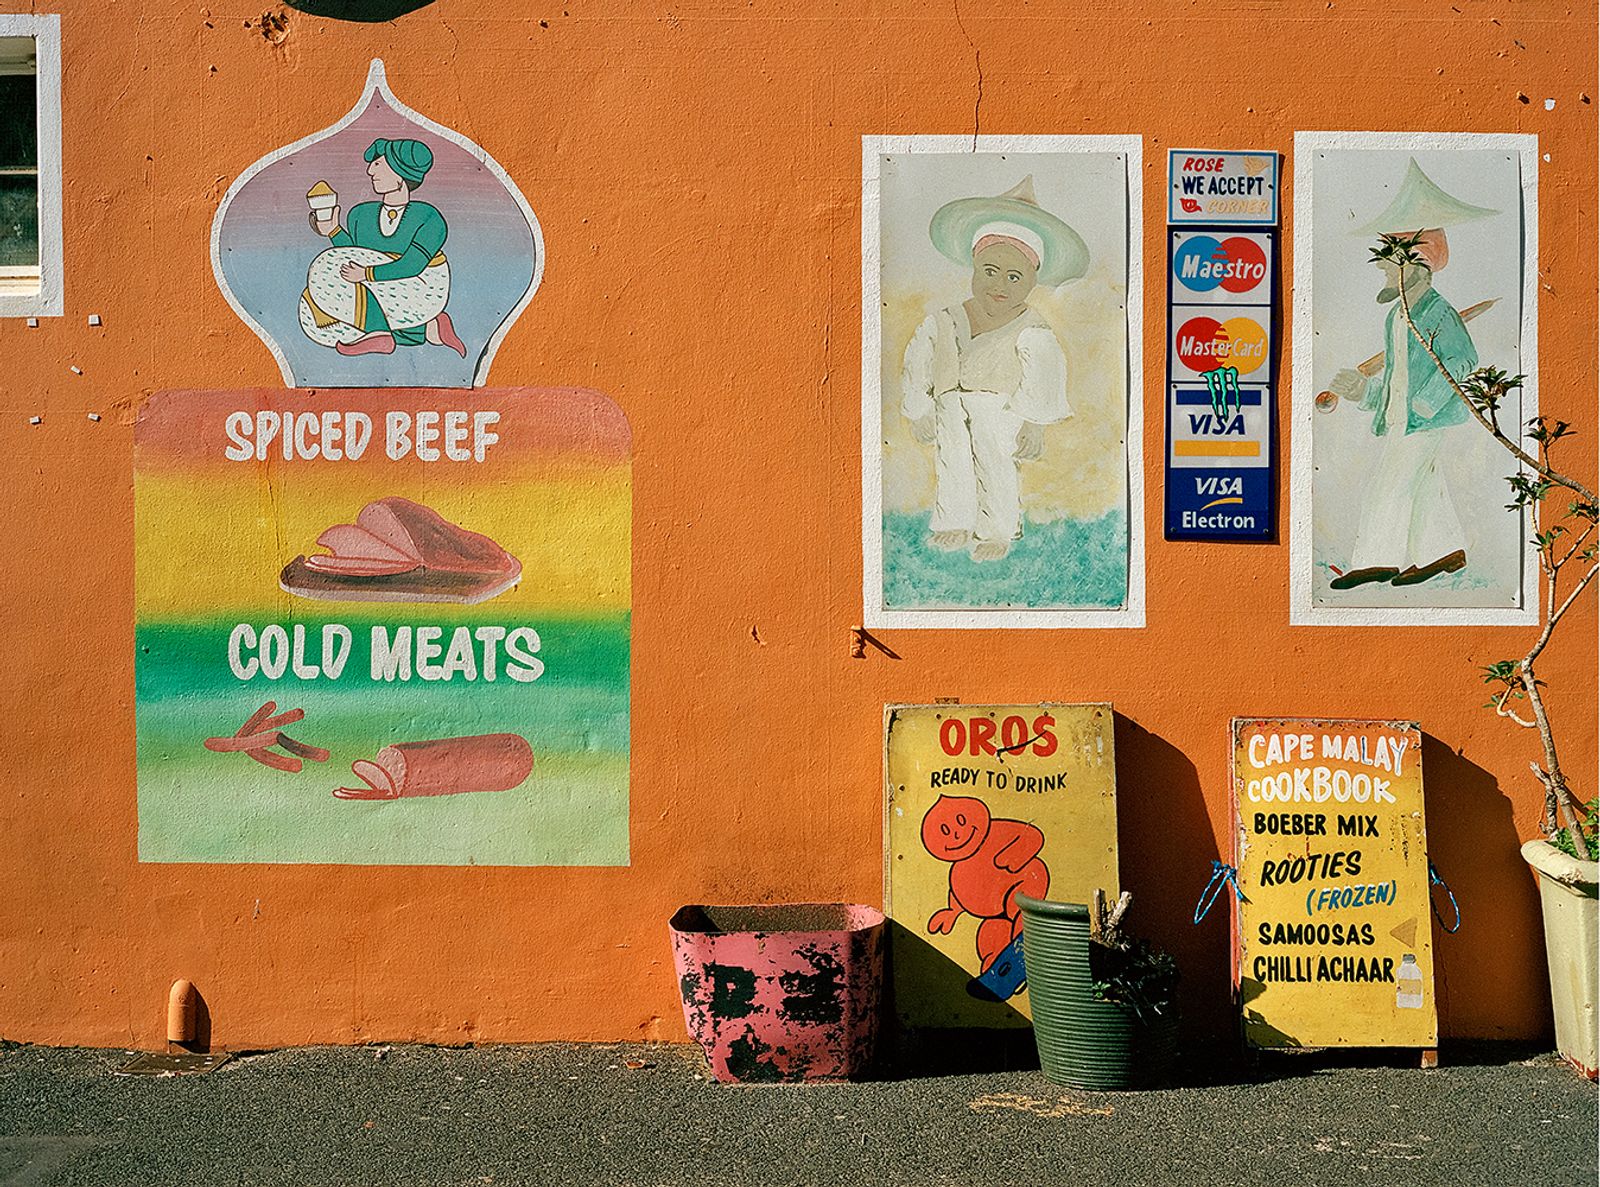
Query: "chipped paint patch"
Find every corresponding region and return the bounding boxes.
[778,948,846,1025]
[705,963,758,1020]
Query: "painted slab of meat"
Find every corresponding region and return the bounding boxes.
[281,496,521,604]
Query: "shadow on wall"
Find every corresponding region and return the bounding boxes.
[883,923,1039,1078]
[1112,713,1228,1038]
[177,986,214,1055]
[1420,733,1552,1042]
[284,0,436,19]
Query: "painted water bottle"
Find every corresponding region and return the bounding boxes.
[1395,954,1425,1009]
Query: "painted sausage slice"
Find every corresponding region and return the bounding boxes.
[333,734,534,801]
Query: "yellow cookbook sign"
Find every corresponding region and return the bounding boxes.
[1232,718,1436,1049]
[885,704,1119,1029]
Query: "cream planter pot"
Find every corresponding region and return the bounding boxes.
[1522,840,1598,1079]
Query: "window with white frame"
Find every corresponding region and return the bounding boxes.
[0,15,59,317]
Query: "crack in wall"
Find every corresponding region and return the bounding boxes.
[952,0,982,149]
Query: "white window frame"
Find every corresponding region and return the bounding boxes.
[0,14,61,318]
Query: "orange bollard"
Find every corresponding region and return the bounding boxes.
[167,979,197,1047]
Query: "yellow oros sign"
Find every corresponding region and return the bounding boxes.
[885,703,1119,1029]
[1231,718,1437,1049]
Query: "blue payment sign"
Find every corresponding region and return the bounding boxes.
[1167,385,1272,538]
[1165,220,1277,541]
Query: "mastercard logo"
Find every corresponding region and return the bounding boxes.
[1175,316,1269,375]
[1174,235,1269,295]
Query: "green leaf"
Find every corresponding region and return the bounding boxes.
[1479,660,1521,688]
[1369,231,1428,268]
[1551,798,1599,861]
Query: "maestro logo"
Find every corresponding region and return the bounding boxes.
[1175,315,1269,376]
[1174,235,1268,296]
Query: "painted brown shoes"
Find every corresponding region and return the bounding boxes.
[1330,566,1399,589]
[1329,549,1467,589]
[1391,549,1468,586]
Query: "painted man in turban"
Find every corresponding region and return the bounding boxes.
[1322,159,1494,590]
[302,137,467,358]
[900,177,1086,563]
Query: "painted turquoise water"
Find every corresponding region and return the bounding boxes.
[135,613,629,866]
[882,511,1126,610]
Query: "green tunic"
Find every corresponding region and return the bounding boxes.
[330,201,448,346]
[1359,287,1477,437]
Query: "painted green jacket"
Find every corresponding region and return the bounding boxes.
[1360,287,1476,437]
[331,201,447,281]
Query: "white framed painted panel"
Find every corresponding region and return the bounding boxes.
[211,60,544,389]
[862,135,1145,630]
[1290,131,1539,627]
[0,14,62,319]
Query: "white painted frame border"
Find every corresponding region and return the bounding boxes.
[1289,131,1540,628]
[861,134,1146,630]
[210,59,544,389]
[0,14,62,319]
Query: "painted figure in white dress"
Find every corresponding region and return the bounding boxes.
[900,178,1088,562]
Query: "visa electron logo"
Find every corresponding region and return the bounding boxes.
[1176,315,1269,376]
[1174,235,1268,295]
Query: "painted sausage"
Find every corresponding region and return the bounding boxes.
[333,734,534,801]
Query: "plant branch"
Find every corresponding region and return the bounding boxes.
[1547,560,1599,640]
[1554,522,1595,573]
[1513,550,1593,851]
[1491,685,1536,729]
[1395,267,1596,504]
[1380,240,1594,854]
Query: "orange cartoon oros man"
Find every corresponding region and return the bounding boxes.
[921,794,1051,972]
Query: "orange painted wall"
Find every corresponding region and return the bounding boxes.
[0,0,1594,1049]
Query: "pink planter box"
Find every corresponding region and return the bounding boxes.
[669,903,886,1083]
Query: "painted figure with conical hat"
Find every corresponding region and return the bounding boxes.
[901,177,1088,562]
[301,137,467,359]
[1321,158,1497,590]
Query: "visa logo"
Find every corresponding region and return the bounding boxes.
[1196,476,1243,496]
[1187,414,1246,435]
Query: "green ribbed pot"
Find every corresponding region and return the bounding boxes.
[1017,894,1178,1090]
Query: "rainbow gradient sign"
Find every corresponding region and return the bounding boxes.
[134,388,630,865]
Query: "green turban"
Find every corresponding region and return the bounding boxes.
[364,138,434,189]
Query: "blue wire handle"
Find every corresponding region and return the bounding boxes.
[1429,860,1461,934]
[1193,860,1245,925]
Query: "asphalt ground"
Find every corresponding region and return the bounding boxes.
[0,1041,1594,1187]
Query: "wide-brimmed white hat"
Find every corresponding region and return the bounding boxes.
[929,176,1089,286]
[1356,158,1498,235]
